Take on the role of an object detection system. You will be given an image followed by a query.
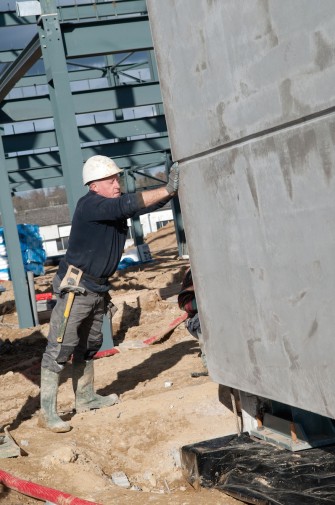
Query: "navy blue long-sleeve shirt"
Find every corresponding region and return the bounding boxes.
[58,190,170,292]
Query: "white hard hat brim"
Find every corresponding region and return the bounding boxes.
[83,155,123,185]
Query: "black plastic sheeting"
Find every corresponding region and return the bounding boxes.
[180,433,335,504]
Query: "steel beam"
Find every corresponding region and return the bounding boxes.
[0,129,34,328]
[0,82,162,122]
[81,136,170,159]
[0,33,41,102]
[0,12,35,27]
[3,115,167,153]
[8,165,63,182]
[0,49,28,63]
[5,135,169,170]
[13,60,151,87]
[6,149,169,178]
[62,17,151,58]
[124,170,144,245]
[37,4,85,215]
[10,176,64,193]
[0,1,147,27]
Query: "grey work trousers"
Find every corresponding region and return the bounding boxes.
[41,274,107,373]
[186,313,207,369]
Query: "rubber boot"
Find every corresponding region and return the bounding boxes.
[72,360,119,413]
[38,367,71,433]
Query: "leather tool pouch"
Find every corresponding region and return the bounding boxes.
[60,265,83,292]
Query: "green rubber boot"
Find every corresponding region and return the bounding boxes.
[73,360,119,413]
[38,367,71,433]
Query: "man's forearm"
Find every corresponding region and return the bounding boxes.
[136,162,179,209]
[138,186,175,208]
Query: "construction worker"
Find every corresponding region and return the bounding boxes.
[39,155,180,432]
[178,267,208,377]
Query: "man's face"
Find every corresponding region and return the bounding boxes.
[90,174,121,198]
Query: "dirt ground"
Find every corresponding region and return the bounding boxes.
[0,222,241,505]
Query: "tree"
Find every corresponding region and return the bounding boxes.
[12,186,68,211]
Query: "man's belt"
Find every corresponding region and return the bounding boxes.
[60,260,108,285]
[81,271,108,285]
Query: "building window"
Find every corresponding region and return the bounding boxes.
[156,220,172,230]
[56,236,69,251]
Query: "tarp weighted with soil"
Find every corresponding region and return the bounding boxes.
[181,433,335,504]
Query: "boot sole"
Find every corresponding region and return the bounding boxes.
[38,416,71,433]
[76,399,119,413]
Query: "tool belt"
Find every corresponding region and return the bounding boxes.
[60,259,108,286]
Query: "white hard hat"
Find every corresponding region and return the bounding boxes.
[82,155,123,185]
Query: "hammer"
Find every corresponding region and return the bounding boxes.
[56,281,86,344]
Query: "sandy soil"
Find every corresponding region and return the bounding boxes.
[0,222,241,505]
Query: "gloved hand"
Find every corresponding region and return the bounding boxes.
[166,162,180,194]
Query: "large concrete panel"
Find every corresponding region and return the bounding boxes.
[148,0,335,418]
[147,0,335,161]
[180,113,335,418]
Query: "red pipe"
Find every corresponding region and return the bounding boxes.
[143,313,188,345]
[94,347,119,359]
[0,469,102,505]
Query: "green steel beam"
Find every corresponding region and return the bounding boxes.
[14,73,47,87]
[0,129,34,328]
[58,1,147,22]
[0,49,29,63]
[10,176,65,193]
[3,115,167,152]
[38,5,85,215]
[14,61,151,87]
[124,169,144,245]
[0,1,147,27]
[0,33,41,102]
[15,68,101,86]
[0,61,150,91]
[61,17,151,58]
[0,12,35,27]
[7,136,170,171]
[5,135,170,171]
[6,152,61,172]
[79,136,170,159]
[8,165,63,182]
[0,15,152,62]
[0,82,162,122]
[6,149,169,180]
[0,93,50,120]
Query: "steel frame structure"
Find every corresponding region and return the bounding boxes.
[0,0,184,329]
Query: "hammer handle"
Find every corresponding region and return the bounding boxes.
[56,291,75,343]
[63,291,75,318]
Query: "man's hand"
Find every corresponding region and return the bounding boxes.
[139,162,180,207]
[166,162,180,194]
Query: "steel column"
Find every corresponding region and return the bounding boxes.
[124,170,144,245]
[0,128,34,328]
[38,0,85,216]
